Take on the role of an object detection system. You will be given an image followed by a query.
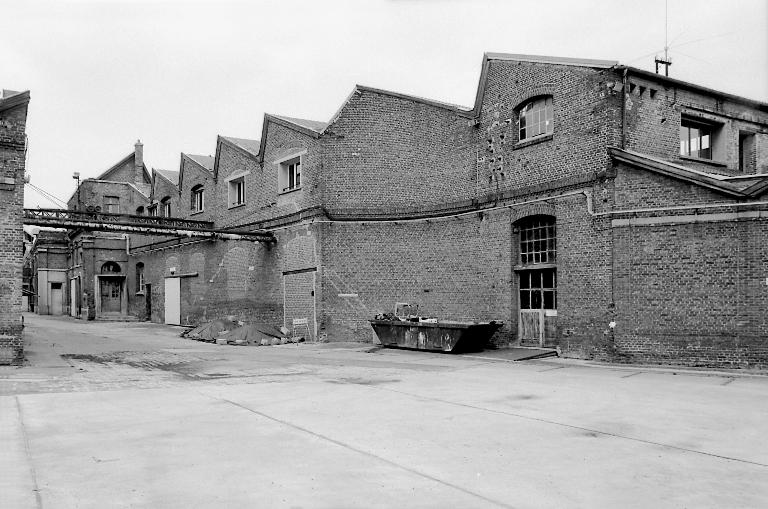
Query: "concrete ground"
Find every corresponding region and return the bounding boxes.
[2,314,767,508]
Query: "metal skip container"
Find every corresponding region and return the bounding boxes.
[369,319,503,353]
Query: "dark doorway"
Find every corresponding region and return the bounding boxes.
[144,283,152,321]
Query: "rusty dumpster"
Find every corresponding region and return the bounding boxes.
[369,319,503,353]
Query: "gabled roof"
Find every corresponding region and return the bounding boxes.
[154,168,179,187]
[609,147,768,198]
[179,153,214,191]
[94,152,152,183]
[220,136,260,157]
[186,154,214,172]
[0,90,30,113]
[270,115,328,134]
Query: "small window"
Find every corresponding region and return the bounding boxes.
[135,206,145,216]
[191,185,204,212]
[148,204,158,216]
[101,261,121,273]
[279,156,302,193]
[161,196,171,217]
[103,196,120,214]
[228,176,246,207]
[519,97,553,141]
[680,118,713,159]
[136,262,145,293]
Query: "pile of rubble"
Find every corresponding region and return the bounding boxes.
[181,318,306,346]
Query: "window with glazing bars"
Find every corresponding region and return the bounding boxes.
[519,269,557,310]
[519,217,556,264]
[519,97,553,141]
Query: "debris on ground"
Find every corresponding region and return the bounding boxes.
[183,319,305,346]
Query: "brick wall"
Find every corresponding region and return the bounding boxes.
[178,155,214,221]
[624,73,768,175]
[613,215,768,367]
[0,92,29,364]
[68,180,149,214]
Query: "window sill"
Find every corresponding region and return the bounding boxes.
[227,203,246,210]
[136,291,145,296]
[190,210,204,216]
[679,155,727,168]
[278,186,302,196]
[514,262,557,271]
[513,134,553,150]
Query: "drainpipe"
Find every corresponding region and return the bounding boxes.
[124,234,130,255]
[621,68,628,149]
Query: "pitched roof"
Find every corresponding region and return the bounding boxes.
[609,147,768,198]
[269,115,328,134]
[220,136,260,157]
[94,152,152,183]
[154,168,179,186]
[186,154,214,172]
[485,53,618,68]
[0,90,30,113]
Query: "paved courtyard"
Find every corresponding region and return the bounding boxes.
[2,314,767,508]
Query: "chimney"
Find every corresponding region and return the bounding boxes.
[134,139,144,183]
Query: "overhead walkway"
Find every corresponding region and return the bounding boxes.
[23,208,274,243]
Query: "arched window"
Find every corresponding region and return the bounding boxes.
[136,262,145,293]
[191,185,204,213]
[101,261,121,274]
[161,196,171,217]
[136,206,145,215]
[518,96,553,141]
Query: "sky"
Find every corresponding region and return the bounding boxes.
[3,0,767,209]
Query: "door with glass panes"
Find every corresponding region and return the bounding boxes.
[517,216,557,346]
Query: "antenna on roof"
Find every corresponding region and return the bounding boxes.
[654,0,672,76]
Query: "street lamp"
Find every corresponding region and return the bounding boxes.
[72,172,80,210]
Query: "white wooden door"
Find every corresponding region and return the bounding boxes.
[164,277,181,325]
[70,281,77,317]
[50,283,63,316]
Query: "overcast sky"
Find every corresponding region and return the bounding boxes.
[3,0,766,209]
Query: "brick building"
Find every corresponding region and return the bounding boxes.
[25,229,69,315]
[0,89,30,364]
[65,141,151,320]
[127,53,768,368]
[26,53,768,368]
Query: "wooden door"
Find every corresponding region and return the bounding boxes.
[164,278,180,325]
[50,282,63,315]
[519,309,544,346]
[100,278,121,313]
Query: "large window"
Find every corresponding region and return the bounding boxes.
[161,196,171,217]
[520,269,557,310]
[519,96,553,141]
[228,176,246,207]
[518,216,557,311]
[279,156,302,193]
[103,196,120,214]
[519,216,556,265]
[191,185,204,213]
[680,118,713,159]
